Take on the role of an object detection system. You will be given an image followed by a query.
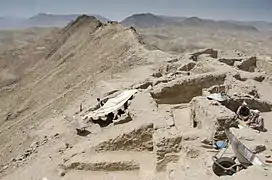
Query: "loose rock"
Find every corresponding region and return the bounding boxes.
[253,145,266,154]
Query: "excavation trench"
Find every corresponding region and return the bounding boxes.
[222,97,272,113]
[150,72,226,104]
[236,57,257,72]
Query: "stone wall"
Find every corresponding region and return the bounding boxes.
[236,56,257,72]
[95,123,154,152]
[151,72,226,104]
[190,96,236,140]
[153,128,182,171]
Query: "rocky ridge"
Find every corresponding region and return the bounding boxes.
[0,16,272,180]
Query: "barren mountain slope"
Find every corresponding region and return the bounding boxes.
[27,13,110,27]
[1,14,272,180]
[122,13,259,32]
[0,27,60,89]
[140,26,272,55]
[0,13,109,29]
[0,27,57,51]
[0,15,170,167]
[122,13,168,28]
[122,14,272,56]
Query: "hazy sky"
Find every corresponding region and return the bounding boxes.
[0,0,271,21]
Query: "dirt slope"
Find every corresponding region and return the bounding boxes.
[1,15,272,180]
[1,47,272,180]
[0,15,169,167]
[0,27,59,88]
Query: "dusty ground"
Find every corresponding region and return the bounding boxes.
[0,15,272,180]
[0,27,58,51]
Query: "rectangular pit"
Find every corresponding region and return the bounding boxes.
[150,72,226,104]
[223,97,272,113]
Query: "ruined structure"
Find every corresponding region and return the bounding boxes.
[1,13,272,180]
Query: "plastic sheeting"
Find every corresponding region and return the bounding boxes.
[84,89,138,120]
[207,93,229,102]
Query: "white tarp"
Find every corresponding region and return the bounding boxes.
[84,89,138,120]
[207,93,229,102]
[226,129,264,167]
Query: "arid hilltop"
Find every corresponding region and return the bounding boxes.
[0,14,272,180]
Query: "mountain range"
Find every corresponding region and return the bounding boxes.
[121,13,265,32]
[1,13,272,32]
[0,13,109,29]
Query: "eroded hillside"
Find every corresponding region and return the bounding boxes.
[1,15,272,180]
[0,15,170,168]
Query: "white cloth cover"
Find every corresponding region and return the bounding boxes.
[85,89,137,120]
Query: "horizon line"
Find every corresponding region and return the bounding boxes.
[0,12,271,23]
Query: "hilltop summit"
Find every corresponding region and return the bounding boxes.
[122,13,166,28]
